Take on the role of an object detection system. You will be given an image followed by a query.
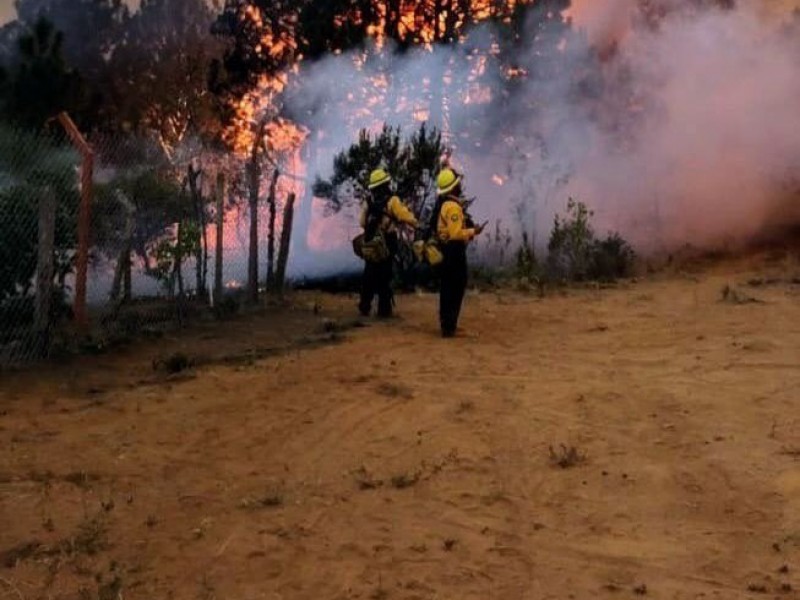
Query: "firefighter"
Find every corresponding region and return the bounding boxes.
[358,168,418,318]
[434,168,484,337]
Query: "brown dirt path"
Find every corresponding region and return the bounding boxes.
[1,261,799,599]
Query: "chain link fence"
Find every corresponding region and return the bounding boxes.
[0,118,301,368]
[0,124,78,365]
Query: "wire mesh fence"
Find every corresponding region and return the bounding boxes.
[0,117,302,368]
[0,123,79,365]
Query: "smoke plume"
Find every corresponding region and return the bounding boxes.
[287,0,800,275]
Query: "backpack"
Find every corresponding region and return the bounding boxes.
[352,193,392,263]
[412,197,445,267]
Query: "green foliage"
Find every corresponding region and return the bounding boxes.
[314,122,446,219]
[8,0,220,138]
[93,168,186,264]
[149,220,200,293]
[0,17,86,127]
[547,198,596,281]
[516,231,539,280]
[591,232,636,282]
[0,125,79,302]
[546,198,635,282]
[113,0,223,143]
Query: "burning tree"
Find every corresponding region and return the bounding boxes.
[212,0,307,302]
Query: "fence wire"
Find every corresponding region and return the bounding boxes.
[0,125,78,364]
[0,121,297,367]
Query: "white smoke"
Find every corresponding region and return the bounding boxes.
[286,0,800,276]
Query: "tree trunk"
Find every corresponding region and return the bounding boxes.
[275,192,296,296]
[294,143,315,259]
[434,0,443,40]
[266,168,280,292]
[247,155,260,303]
[110,191,136,304]
[388,0,402,40]
[214,172,225,304]
[188,162,207,300]
[123,252,132,302]
[35,188,56,357]
[201,200,209,300]
[174,222,185,299]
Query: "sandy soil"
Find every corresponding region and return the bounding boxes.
[1,256,799,600]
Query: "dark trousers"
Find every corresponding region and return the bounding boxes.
[359,258,394,317]
[439,243,468,336]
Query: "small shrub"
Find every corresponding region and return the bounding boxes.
[516,231,539,280]
[375,382,414,400]
[456,400,474,414]
[69,516,108,555]
[590,233,635,282]
[354,467,383,490]
[152,352,192,374]
[239,481,286,509]
[239,493,284,509]
[212,293,241,320]
[548,444,587,469]
[98,576,123,600]
[547,198,596,281]
[391,472,419,489]
[546,199,635,283]
[63,471,101,489]
[720,284,763,304]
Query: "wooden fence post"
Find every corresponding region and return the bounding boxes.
[57,112,93,331]
[266,169,279,292]
[214,173,225,303]
[275,192,296,295]
[35,188,56,356]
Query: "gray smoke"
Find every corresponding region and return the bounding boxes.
[285,1,800,276]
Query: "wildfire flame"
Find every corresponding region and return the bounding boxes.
[225,0,541,155]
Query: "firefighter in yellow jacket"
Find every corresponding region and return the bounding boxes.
[358,168,418,318]
[434,168,484,337]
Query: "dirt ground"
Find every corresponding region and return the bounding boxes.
[1,255,799,600]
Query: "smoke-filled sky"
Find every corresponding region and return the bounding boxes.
[0,0,142,24]
[1,0,798,278]
[1,0,797,27]
[282,0,799,277]
[0,0,14,24]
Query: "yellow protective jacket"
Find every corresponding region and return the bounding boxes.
[360,196,418,232]
[437,197,476,243]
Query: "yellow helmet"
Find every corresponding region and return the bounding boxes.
[368,168,392,190]
[437,168,461,196]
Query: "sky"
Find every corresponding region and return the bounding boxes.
[0,0,13,26]
[0,0,140,25]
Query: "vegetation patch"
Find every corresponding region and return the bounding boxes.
[548,444,587,469]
